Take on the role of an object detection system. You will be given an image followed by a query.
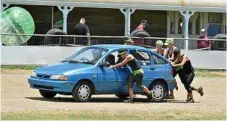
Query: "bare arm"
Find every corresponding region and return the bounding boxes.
[173,55,188,67]
[109,55,133,68]
[163,49,168,58]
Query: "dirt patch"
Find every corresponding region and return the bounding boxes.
[1,69,226,119]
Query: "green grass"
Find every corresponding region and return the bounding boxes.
[1,110,225,120]
[1,65,39,70]
[195,71,226,78]
[1,65,226,78]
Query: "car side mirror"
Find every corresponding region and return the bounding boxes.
[99,62,110,67]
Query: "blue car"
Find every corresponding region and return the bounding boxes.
[28,44,175,102]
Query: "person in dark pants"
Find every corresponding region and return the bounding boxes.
[109,49,152,103]
[74,18,91,45]
[163,38,178,99]
[171,48,204,103]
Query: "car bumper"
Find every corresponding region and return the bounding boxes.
[28,77,74,93]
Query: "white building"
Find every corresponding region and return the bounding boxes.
[1,0,226,49]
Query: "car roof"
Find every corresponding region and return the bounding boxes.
[90,44,148,51]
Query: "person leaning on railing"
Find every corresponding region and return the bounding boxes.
[197,29,211,50]
[74,18,91,45]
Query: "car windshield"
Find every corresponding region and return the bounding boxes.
[62,47,108,65]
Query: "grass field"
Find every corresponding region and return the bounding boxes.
[1,65,226,120]
[1,110,226,120]
[1,65,226,78]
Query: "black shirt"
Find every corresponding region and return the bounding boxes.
[74,23,90,35]
[127,58,141,71]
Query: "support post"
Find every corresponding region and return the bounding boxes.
[57,6,74,33]
[180,11,195,51]
[120,8,136,36]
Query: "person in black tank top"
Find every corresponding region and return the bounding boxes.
[109,49,152,103]
[171,48,204,103]
[163,38,178,99]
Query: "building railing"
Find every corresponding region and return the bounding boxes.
[0,33,226,51]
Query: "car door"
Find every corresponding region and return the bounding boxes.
[97,50,130,92]
[129,49,153,92]
[149,51,170,81]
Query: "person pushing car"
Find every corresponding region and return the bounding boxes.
[109,49,152,103]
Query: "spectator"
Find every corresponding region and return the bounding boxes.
[124,37,134,45]
[74,18,91,45]
[136,20,148,30]
[133,20,149,45]
[197,29,210,50]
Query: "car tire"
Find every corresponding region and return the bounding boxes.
[39,90,57,98]
[44,28,68,45]
[148,81,167,102]
[115,94,129,100]
[72,82,92,102]
[130,30,150,37]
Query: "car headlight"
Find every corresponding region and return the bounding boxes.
[31,72,36,77]
[50,75,68,81]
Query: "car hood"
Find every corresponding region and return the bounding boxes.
[34,63,93,75]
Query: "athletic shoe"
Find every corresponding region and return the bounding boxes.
[124,98,134,103]
[147,91,153,101]
[186,98,195,103]
[168,94,175,99]
[198,87,204,96]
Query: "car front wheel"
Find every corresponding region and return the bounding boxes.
[39,90,57,98]
[72,82,92,102]
[148,82,166,102]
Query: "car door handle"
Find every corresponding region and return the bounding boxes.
[150,67,156,70]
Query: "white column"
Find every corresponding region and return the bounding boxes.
[1,3,9,13]
[57,6,74,33]
[180,11,195,51]
[120,8,136,36]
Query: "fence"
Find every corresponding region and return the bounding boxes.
[0,33,226,51]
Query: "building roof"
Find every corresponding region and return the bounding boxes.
[3,0,226,13]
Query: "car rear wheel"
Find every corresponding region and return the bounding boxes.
[115,94,129,100]
[72,82,92,102]
[39,90,57,98]
[148,81,167,102]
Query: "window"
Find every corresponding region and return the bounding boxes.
[130,50,151,65]
[209,13,222,23]
[64,47,108,65]
[196,16,200,34]
[151,53,167,65]
[178,18,183,34]
[178,17,192,34]
[103,51,119,65]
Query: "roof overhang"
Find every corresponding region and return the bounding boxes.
[2,0,227,13]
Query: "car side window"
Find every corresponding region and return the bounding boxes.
[130,50,151,65]
[151,53,167,65]
[103,51,119,65]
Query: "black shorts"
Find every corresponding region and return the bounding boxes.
[128,73,144,89]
